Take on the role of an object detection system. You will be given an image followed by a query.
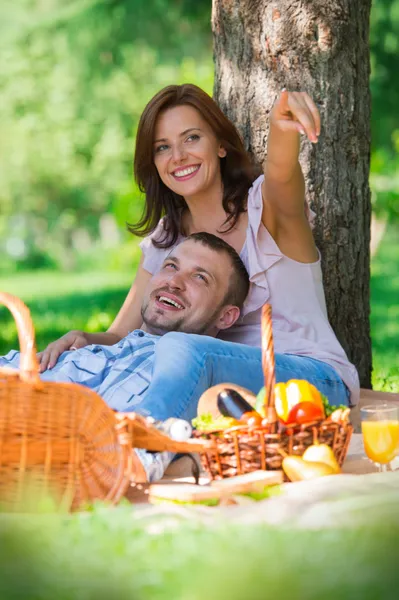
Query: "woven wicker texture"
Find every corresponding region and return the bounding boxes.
[0,292,132,511]
[198,419,352,479]
[0,292,212,511]
[194,303,353,480]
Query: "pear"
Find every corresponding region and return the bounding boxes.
[302,444,341,474]
[282,455,337,482]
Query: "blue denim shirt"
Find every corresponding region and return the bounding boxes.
[0,330,160,413]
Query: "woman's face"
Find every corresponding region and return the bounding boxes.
[153,105,227,200]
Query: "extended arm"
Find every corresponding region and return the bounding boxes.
[261,90,320,263]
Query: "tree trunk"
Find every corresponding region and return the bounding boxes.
[212,0,372,388]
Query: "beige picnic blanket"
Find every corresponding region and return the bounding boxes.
[131,471,399,533]
[126,434,399,531]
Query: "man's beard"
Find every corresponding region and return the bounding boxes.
[141,302,223,336]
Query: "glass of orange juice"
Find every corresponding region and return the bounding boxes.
[361,404,399,471]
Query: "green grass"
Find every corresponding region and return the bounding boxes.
[0,503,398,600]
[1,224,398,391]
[0,270,133,351]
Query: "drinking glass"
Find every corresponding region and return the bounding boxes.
[361,404,399,472]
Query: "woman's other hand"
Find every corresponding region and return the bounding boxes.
[37,330,89,372]
[270,90,320,144]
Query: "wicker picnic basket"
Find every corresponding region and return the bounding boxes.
[193,304,353,480]
[0,292,207,511]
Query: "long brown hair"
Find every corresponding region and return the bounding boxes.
[129,84,255,248]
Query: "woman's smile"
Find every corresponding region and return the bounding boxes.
[171,164,201,182]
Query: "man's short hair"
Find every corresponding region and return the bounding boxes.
[184,232,249,310]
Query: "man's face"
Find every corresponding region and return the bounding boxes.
[141,240,239,336]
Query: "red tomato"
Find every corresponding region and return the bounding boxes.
[241,411,263,427]
[286,401,324,425]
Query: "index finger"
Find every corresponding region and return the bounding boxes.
[38,349,51,372]
[302,94,321,136]
[278,88,290,112]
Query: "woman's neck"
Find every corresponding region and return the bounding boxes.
[184,204,229,235]
[182,194,248,257]
[183,183,228,235]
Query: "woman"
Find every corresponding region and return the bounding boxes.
[38,84,359,413]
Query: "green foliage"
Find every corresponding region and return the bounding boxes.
[370,222,399,392]
[369,0,399,221]
[370,151,399,221]
[0,0,213,273]
[370,0,399,154]
[0,0,398,272]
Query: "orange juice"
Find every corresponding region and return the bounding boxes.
[362,420,399,464]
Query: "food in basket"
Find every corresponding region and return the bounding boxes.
[191,304,352,481]
[256,379,325,422]
[282,455,337,482]
[192,413,240,432]
[194,384,345,432]
[217,389,263,427]
[195,382,332,431]
[302,444,341,474]
[285,401,324,425]
[328,407,351,423]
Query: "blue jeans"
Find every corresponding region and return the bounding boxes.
[138,332,350,423]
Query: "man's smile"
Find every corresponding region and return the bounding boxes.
[154,291,186,311]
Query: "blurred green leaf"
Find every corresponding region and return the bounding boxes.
[0,0,213,272]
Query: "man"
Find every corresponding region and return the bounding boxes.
[1,232,260,480]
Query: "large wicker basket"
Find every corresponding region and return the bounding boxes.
[0,292,207,511]
[193,305,353,480]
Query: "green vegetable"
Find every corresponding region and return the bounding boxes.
[150,497,220,507]
[192,412,239,432]
[240,485,281,502]
[321,393,347,417]
[255,386,265,414]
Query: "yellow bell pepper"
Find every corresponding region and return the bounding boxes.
[274,380,325,423]
[256,379,325,421]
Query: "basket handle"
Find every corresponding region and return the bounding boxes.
[261,304,277,425]
[0,291,41,385]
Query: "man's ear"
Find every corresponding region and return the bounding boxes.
[215,305,240,331]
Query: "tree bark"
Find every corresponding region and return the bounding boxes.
[212,0,372,387]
